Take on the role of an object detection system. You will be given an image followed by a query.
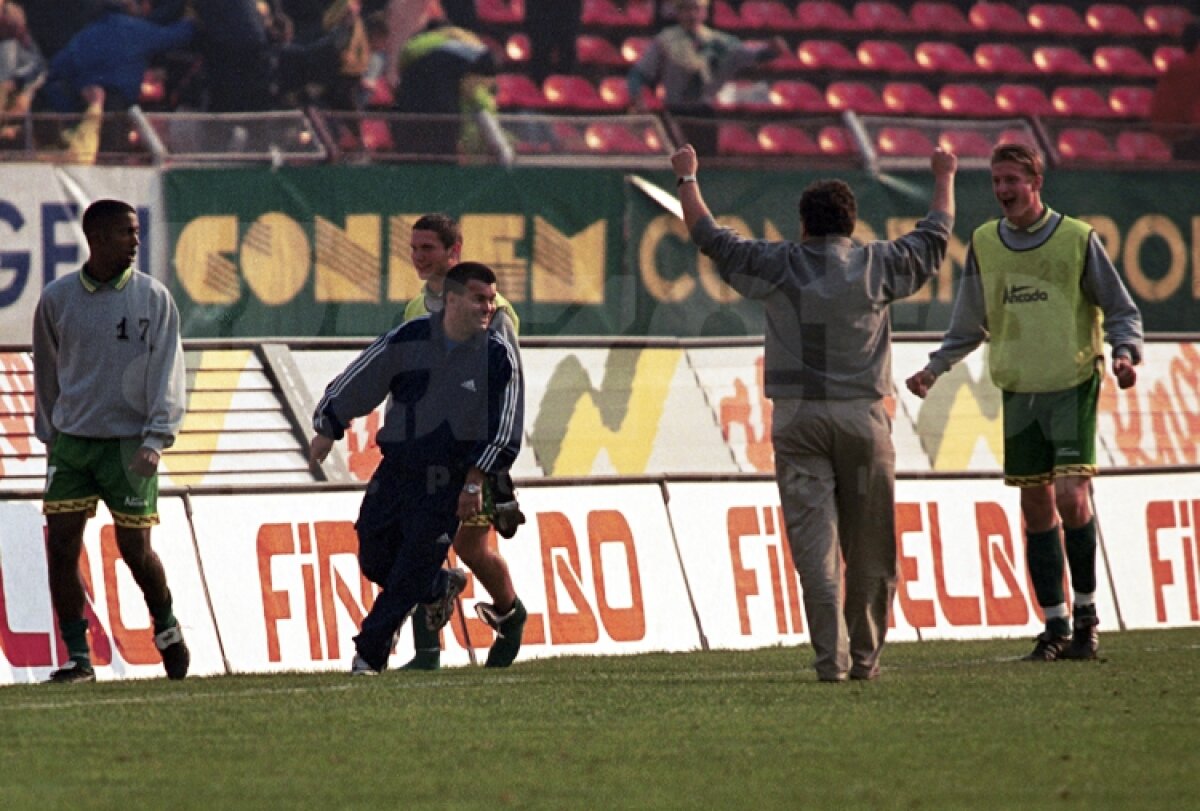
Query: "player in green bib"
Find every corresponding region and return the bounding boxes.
[402,213,527,669]
[907,143,1143,662]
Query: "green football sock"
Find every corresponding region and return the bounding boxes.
[1064,518,1098,596]
[1026,525,1066,610]
[411,605,441,658]
[60,617,91,666]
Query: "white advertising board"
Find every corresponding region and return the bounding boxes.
[1091,473,1200,629]
[0,497,224,684]
[188,484,699,673]
[0,165,165,344]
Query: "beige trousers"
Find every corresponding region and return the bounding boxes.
[772,397,897,681]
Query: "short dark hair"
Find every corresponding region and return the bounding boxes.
[82,199,135,237]
[799,180,856,238]
[412,213,461,249]
[991,142,1043,178]
[445,261,496,293]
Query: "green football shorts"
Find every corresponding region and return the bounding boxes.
[1001,371,1101,488]
[44,434,160,528]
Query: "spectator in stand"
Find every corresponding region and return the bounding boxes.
[0,0,46,130]
[38,0,194,113]
[525,0,582,85]
[1150,21,1200,161]
[357,9,391,109]
[627,0,788,155]
[391,15,497,157]
[191,0,273,111]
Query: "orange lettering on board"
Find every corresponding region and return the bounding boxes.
[1101,343,1200,466]
[0,354,35,479]
[100,527,159,665]
[975,502,1029,626]
[775,507,804,633]
[927,503,982,626]
[727,506,761,635]
[316,521,375,659]
[296,524,323,659]
[895,503,936,628]
[718,358,775,472]
[346,409,384,481]
[257,524,294,662]
[1146,500,1200,622]
[587,510,645,642]
[538,512,599,644]
[0,531,53,667]
[760,507,789,634]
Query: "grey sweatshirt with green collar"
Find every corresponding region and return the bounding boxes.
[33,267,187,452]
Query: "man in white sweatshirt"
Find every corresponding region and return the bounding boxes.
[33,198,189,684]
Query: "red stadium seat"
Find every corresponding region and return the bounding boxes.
[477,0,525,25]
[718,123,768,156]
[995,83,1055,116]
[794,1,863,32]
[938,129,994,157]
[139,68,166,105]
[857,40,919,73]
[974,44,1039,76]
[996,127,1041,150]
[877,126,937,156]
[1093,46,1158,79]
[1115,130,1173,161]
[746,39,806,72]
[769,79,832,112]
[712,0,744,28]
[597,76,630,108]
[505,33,531,64]
[543,75,611,111]
[758,123,823,155]
[1033,46,1098,78]
[584,122,657,154]
[826,80,888,113]
[576,35,624,68]
[818,125,857,155]
[916,42,981,74]
[1057,127,1116,161]
[360,118,394,152]
[713,79,773,112]
[852,1,918,32]
[883,81,941,115]
[939,83,1001,116]
[581,0,653,27]
[1026,3,1091,35]
[1051,86,1116,119]
[798,39,862,71]
[968,1,1033,34]
[1143,5,1195,37]
[1085,3,1151,36]
[909,1,975,33]
[620,37,652,65]
[495,73,549,109]
[740,1,805,31]
[1153,46,1187,73]
[1108,86,1154,118]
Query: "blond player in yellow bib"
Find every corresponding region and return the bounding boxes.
[907,143,1143,662]
[402,213,526,669]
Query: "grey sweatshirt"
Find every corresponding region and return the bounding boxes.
[926,208,1144,379]
[33,268,187,452]
[693,210,953,400]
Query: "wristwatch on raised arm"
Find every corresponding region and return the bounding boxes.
[677,174,697,187]
[463,482,482,495]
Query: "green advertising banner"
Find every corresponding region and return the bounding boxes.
[623,166,1200,336]
[165,164,628,338]
[166,164,1199,338]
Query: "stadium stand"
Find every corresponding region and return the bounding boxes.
[0,0,1192,170]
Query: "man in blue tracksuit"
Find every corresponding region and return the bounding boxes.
[309,262,524,674]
